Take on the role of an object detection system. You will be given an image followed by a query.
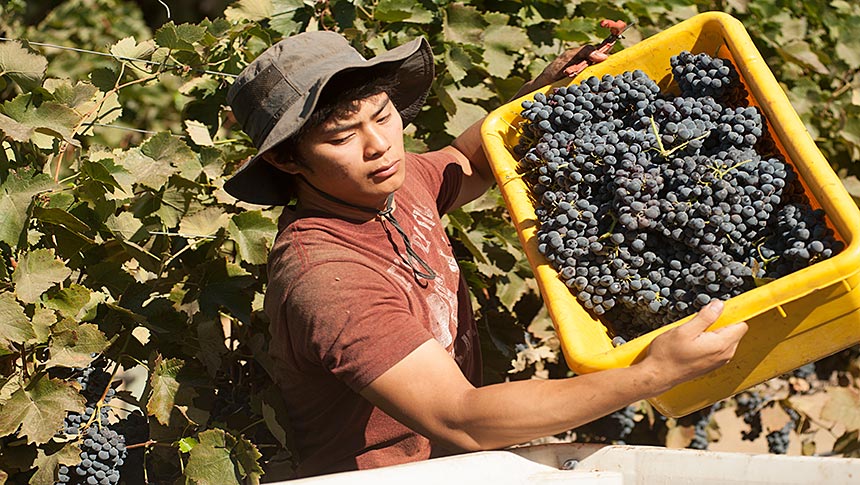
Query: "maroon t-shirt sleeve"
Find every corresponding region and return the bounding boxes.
[407,151,464,215]
[285,261,433,392]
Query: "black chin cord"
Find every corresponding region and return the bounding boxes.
[301,180,437,281]
[376,194,437,280]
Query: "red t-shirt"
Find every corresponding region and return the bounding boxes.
[265,151,482,477]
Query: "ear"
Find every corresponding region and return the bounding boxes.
[262,150,306,176]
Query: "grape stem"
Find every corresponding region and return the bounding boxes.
[126,439,163,450]
[713,158,754,179]
[598,212,619,240]
[648,115,713,158]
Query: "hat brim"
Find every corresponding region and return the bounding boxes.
[225,37,434,206]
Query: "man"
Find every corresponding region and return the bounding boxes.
[224,31,748,478]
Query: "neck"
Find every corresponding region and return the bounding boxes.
[293,177,436,281]
[294,178,392,221]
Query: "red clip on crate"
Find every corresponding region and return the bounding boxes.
[480,12,860,417]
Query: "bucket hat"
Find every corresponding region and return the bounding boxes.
[224,31,434,205]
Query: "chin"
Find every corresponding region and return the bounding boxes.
[381,161,407,192]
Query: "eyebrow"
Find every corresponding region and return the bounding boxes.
[320,96,391,136]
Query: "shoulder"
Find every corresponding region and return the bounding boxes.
[406,150,463,180]
[404,151,466,213]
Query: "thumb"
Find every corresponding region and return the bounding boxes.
[679,299,725,334]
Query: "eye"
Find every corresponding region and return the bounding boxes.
[329,133,353,145]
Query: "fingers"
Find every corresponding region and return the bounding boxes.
[681,300,749,348]
[712,321,749,342]
[569,44,596,62]
[589,51,609,63]
[678,299,725,334]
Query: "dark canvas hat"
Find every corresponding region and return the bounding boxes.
[224,31,434,205]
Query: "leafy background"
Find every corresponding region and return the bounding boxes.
[1,0,859,483]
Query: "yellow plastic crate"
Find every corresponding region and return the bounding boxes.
[480,11,860,417]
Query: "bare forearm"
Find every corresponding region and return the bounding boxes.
[447,364,665,451]
[363,300,745,457]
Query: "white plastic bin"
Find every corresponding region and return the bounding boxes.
[268,443,860,484]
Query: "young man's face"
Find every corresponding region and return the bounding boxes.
[290,92,407,209]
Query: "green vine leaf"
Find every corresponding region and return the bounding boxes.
[29,442,81,485]
[0,112,35,141]
[194,317,227,376]
[12,249,72,304]
[79,157,124,192]
[154,22,208,51]
[183,429,264,485]
[45,79,122,134]
[46,319,110,369]
[443,45,472,83]
[44,284,92,319]
[821,387,860,431]
[777,41,830,75]
[89,66,121,92]
[147,355,184,425]
[497,270,529,312]
[184,429,241,485]
[198,260,255,320]
[227,211,277,265]
[443,99,486,140]
[555,17,596,43]
[1,93,82,148]
[0,172,57,249]
[232,434,264,485]
[33,206,92,237]
[179,207,230,239]
[375,0,434,24]
[224,0,274,23]
[0,41,47,91]
[185,120,214,147]
[443,3,487,44]
[113,148,176,191]
[31,305,56,344]
[269,0,307,36]
[833,17,860,69]
[104,212,146,242]
[483,24,528,78]
[0,375,84,445]
[140,132,201,183]
[0,291,36,349]
[178,436,199,453]
[110,36,157,65]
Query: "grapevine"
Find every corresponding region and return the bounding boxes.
[0,2,859,481]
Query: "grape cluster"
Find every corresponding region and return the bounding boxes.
[687,405,713,450]
[575,404,637,444]
[515,51,844,340]
[734,391,764,441]
[57,362,128,485]
[609,405,637,443]
[791,362,816,380]
[671,51,748,107]
[112,411,149,483]
[766,407,800,454]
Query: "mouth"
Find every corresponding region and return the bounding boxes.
[370,159,400,179]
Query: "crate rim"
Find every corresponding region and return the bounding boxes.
[480,11,860,374]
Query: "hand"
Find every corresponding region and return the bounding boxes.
[513,45,609,99]
[639,300,748,393]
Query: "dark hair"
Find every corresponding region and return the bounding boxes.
[267,67,399,169]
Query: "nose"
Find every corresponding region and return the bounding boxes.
[363,124,391,159]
